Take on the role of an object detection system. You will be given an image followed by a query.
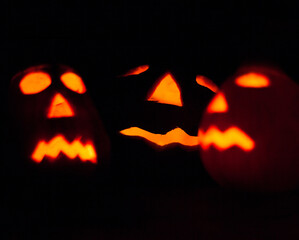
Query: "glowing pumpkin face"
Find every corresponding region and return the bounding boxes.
[198,65,299,192]
[119,65,217,148]
[112,64,216,183]
[10,64,110,171]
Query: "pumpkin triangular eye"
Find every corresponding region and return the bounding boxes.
[207,92,228,113]
[147,73,183,107]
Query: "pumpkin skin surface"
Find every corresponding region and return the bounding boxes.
[198,65,299,192]
[9,64,110,175]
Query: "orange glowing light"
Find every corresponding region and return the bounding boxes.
[19,72,51,94]
[147,73,183,107]
[196,75,219,93]
[122,65,150,76]
[235,73,270,88]
[60,72,86,94]
[198,126,255,151]
[120,127,198,147]
[31,135,97,163]
[207,92,228,113]
[47,93,74,118]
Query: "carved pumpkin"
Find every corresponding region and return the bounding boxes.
[9,64,110,174]
[119,65,217,148]
[198,65,299,192]
[110,64,217,184]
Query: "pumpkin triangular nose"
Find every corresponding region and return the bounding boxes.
[206,92,228,113]
[147,73,183,107]
[47,93,74,118]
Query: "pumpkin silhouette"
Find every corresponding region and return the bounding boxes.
[9,64,110,175]
[108,63,217,185]
[198,65,299,192]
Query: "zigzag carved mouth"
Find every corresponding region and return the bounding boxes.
[198,126,255,151]
[31,134,97,163]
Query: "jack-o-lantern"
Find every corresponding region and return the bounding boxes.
[119,65,217,148]
[9,64,110,174]
[198,65,299,192]
[110,64,217,184]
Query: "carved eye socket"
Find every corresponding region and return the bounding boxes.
[196,75,219,93]
[19,72,51,94]
[122,65,150,77]
[60,72,86,94]
[235,73,270,88]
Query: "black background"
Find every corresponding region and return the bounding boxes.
[1,0,299,239]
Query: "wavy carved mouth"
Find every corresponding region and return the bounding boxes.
[198,126,255,151]
[120,127,199,148]
[120,125,255,152]
[31,134,97,163]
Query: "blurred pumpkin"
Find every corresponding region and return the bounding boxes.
[198,65,299,192]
